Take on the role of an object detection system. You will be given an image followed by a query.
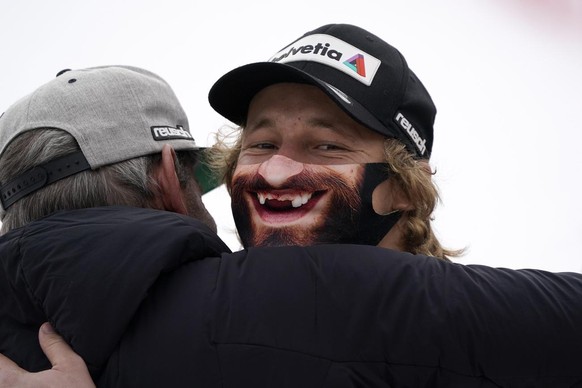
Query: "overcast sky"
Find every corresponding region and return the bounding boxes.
[1,0,581,272]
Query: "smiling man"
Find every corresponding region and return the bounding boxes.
[230,83,400,247]
[2,24,582,388]
[208,23,458,259]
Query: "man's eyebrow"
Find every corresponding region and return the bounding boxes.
[244,116,361,141]
[306,117,360,141]
[244,117,274,133]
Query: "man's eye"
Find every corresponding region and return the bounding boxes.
[317,144,344,151]
[252,143,276,149]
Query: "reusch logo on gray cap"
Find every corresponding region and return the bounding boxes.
[151,125,195,142]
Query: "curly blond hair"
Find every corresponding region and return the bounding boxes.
[381,139,463,260]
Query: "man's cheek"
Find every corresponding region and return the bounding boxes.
[232,164,257,182]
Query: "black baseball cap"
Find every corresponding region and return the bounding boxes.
[208,23,435,158]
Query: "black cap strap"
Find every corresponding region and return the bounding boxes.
[0,151,91,210]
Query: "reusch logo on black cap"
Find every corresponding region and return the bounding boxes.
[151,125,195,142]
[394,112,427,156]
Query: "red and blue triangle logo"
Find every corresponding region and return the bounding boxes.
[343,54,366,77]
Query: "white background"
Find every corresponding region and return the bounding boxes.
[1,0,581,272]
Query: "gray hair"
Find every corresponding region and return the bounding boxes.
[0,129,197,234]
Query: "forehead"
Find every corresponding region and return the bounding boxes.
[244,83,382,141]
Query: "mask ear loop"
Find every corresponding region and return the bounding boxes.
[380,209,400,216]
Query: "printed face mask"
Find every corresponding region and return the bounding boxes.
[230,159,401,247]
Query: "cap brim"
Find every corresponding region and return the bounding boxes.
[208,62,390,138]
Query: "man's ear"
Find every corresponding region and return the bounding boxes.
[152,144,188,215]
[372,179,414,215]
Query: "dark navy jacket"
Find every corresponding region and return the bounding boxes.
[1,206,581,387]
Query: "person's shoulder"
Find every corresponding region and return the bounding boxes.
[30,206,208,230]
[231,244,446,279]
[304,244,441,264]
[18,206,225,248]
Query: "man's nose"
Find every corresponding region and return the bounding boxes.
[258,155,305,187]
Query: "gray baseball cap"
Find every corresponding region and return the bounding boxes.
[0,65,218,215]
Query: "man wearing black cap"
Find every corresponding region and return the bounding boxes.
[3,24,582,388]
[208,23,458,259]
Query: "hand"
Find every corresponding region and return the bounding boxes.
[0,322,95,388]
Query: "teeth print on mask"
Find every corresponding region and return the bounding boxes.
[231,160,401,247]
[257,192,312,208]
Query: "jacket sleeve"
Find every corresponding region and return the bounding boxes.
[18,207,230,378]
[211,245,582,386]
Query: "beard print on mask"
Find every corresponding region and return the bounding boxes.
[230,162,401,248]
[230,166,362,247]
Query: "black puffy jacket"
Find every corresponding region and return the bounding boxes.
[1,206,581,387]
